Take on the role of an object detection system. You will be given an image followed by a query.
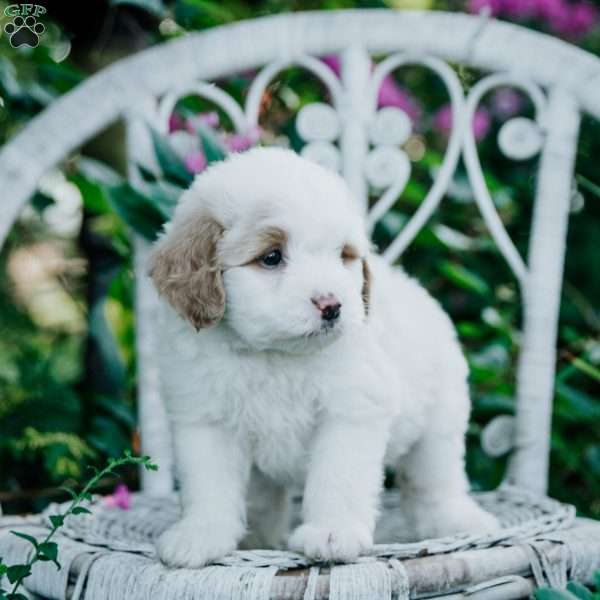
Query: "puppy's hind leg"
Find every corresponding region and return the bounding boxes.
[396,429,499,540]
[240,469,292,550]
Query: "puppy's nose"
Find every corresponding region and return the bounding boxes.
[312,294,342,322]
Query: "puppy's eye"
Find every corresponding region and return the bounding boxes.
[260,248,283,268]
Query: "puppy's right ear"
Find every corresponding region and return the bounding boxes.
[148,213,225,330]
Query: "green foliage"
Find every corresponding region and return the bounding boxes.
[0,452,157,598]
[150,128,194,187]
[535,576,600,600]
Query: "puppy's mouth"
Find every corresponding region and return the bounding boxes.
[307,321,341,339]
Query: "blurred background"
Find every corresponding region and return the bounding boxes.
[0,0,598,518]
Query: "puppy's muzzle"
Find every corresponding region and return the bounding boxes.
[312,294,342,323]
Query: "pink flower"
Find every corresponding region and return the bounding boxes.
[168,113,185,133]
[467,0,502,16]
[186,111,220,133]
[322,55,422,123]
[491,88,523,118]
[184,150,208,174]
[224,127,261,153]
[321,54,341,76]
[103,484,131,510]
[433,104,453,136]
[433,104,491,141]
[378,76,422,122]
[473,109,492,140]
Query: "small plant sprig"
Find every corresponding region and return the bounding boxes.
[535,572,600,600]
[0,451,157,600]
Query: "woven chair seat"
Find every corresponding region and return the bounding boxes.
[2,486,599,599]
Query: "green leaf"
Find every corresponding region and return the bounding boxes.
[438,261,490,297]
[568,356,600,383]
[535,588,581,600]
[174,0,240,28]
[149,127,194,187]
[7,593,29,600]
[196,123,227,164]
[576,174,600,199]
[144,182,179,218]
[59,486,78,500]
[137,164,158,183]
[566,581,593,600]
[38,542,60,570]
[6,565,31,585]
[69,173,111,214]
[93,396,136,429]
[104,182,168,241]
[30,191,54,213]
[555,383,600,423]
[72,507,92,515]
[49,514,64,528]
[140,454,159,471]
[9,532,38,549]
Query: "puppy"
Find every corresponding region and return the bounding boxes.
[149,148,499,568]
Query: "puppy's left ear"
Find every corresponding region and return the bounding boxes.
[148,212,226,330]
[361,259,372,317]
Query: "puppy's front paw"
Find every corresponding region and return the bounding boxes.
[288,522,372,562]
[156,518,239,568]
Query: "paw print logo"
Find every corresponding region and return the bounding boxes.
[4,15,45,48]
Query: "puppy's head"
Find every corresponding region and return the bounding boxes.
[149,148,371,352]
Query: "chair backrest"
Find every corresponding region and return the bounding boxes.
[1,10,597,497]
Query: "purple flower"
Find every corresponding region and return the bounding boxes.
[103,484,131,510]
[502,0,538,19]
[491,88,523,118]
[564,1,598,37]
[184,150,208,174]
[378,76,422,122]
[434,104,491,141]
[546,0,576,34]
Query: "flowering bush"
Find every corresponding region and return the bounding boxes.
[468,0,598,39]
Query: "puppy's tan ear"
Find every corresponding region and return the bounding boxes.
[361,259,372,317]
[148,214,225,330]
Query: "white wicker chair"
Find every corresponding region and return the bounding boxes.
[1,10,599,600]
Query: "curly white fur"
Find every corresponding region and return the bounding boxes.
[149,148,498,568]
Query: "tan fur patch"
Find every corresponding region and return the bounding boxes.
[341,243,360,263]
[148,213,225,330]
[221,226,288,267]
[362,259,372,317]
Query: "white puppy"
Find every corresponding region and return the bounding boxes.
[149,148,498,568]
